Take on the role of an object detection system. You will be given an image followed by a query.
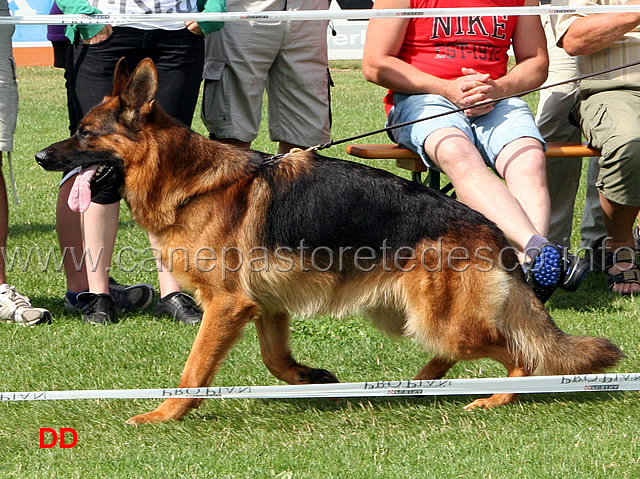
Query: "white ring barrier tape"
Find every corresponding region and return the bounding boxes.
[3,6,636,404]
[1,5,640,25]
[3,373,639,401]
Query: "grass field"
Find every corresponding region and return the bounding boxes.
[1,61,639,478]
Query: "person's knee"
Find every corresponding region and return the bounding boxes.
[425,130,481,174]
[599,140,640,206]
[516,152,547,178]
[497,138,546,179]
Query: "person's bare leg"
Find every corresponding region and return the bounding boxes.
[81,201,119,294]
[56,178,88,293]
[425,129,542,256]
[0,156,8,285]
[495,137,550,239]
[600,194,640,295]
[148,231,182,297]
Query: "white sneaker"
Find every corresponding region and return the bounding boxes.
[0,284,51,326]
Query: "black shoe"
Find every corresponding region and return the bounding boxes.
[634,226,640,252]
[77,292,116,325]
[108,277,155,313]
[524,243,563,303]
[155,292,202,325]
[559,250,590,292]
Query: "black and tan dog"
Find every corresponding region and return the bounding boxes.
[36,58,623,424]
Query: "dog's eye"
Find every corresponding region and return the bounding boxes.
[77,127,95,139]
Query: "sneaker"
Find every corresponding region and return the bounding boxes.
[524,243,563,303]
[64,292,89,313]
[0,284,51,326]
[64,278,154,314]
[155,292,202,325]
[77,292,116,325]
[559,250,590,292]
[108,277,154,313]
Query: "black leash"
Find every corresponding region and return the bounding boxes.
[309,58,640,153]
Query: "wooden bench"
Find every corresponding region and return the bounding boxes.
[346,142,601,193]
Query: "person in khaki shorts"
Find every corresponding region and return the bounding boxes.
[0,0,51,325]
[557,0,640,295]
[535,0,605,256]
[201,0,332,154]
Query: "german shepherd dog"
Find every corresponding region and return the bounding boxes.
[36,58,623,424]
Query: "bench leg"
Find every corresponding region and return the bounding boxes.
[428,170,440,190]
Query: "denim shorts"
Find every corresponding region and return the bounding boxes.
[387,93,545,171]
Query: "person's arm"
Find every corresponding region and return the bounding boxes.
[560,0,640,55]
[362,0,449,97]
[54,0,105,42]
[493,0,549,97]
[193,0,226,36]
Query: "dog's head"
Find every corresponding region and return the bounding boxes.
[35,57,161,177]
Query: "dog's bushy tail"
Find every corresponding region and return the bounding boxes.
[499,279,624,375]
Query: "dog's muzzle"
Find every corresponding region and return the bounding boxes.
[35,148,58,171]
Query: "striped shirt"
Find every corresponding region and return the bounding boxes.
[556,0,640,83]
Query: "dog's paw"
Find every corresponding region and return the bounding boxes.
[463,398,493,410]
[126,411,174,425]
[299,367,339,384]
[463,393,517,410]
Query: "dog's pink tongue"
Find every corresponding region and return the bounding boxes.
[68,165,100,213]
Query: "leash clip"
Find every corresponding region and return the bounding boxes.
[262,144,327,164]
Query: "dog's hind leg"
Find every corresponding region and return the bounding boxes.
[126,294,257,424]
[413,356,457,380]
[462,345,527,410]
[254,312,339,384]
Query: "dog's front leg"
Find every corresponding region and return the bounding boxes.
[255,311,339,384]
[127,294,257,425]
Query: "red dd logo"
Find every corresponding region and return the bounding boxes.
[39,428,78,448]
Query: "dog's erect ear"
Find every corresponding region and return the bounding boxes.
[124,58,158,111]
[112,57,130,97]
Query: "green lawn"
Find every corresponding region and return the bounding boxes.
[1,62,639,478]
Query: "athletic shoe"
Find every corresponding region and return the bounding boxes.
[64,277,154,314]
[155,292,202,325]
[0,284,51,326]
[559,250,590,292]
[108,277,154,313]
[64,293,88,314]
[77,292,116,325]
[524,243,563,303]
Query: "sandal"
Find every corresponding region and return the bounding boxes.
[604,248,640,296]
